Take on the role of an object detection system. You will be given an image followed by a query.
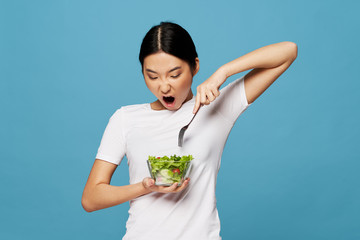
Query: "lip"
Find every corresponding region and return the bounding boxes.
[163,96,176,108]
[164,99,176,108]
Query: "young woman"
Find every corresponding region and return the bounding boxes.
[82,22,297,239]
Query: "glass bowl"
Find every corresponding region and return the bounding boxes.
[147,158,192,186]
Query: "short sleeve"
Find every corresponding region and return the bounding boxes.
[95,108,126,165]
[211,76,251,124]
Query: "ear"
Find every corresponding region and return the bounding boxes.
[192,58,200,76]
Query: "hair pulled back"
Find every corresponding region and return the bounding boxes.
[139,22,198,71]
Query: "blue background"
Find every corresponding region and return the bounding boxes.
[1,0,359,239]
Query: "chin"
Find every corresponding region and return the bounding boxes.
[167,105,179,111]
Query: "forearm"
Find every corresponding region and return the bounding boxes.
[82,182,151,212]
[220,41,297,78]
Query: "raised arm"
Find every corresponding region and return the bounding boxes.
[193,41,298,113]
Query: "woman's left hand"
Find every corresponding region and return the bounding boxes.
[193,68,228,113]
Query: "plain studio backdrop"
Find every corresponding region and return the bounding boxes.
[1,0,359,239]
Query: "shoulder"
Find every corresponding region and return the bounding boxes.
[114,103,149,113]
[219,75,245,93]
[111,103,150,120]
[105,103,149,133]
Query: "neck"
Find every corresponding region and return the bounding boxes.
[185,90,194,102]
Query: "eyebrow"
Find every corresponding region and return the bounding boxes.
[145,66,181,74]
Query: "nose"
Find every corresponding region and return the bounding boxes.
[159,80,171,94]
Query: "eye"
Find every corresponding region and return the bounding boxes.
[171,73,181,79]
[148,76,158,80]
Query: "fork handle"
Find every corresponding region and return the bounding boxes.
[187,111,198,126]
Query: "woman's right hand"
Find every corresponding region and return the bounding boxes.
[142,177,190,193]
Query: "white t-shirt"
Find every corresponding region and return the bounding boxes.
[96,76,251,240]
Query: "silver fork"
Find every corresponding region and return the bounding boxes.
[178,110,199,147]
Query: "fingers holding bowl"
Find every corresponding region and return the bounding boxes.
[143,177,190,193]
[174,178,190,193]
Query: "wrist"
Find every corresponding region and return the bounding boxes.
[140,179,153,194]
[217,65,230,79]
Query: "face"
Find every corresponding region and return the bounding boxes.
[143,51,199,111]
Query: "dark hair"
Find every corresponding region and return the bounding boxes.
[139,22,198,72]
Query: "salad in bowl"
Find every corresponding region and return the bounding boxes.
[147,155,193,186]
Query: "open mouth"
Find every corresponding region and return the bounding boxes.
[163,96,175,106]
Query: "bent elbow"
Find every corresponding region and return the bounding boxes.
[285,41,298,61]
[81,196,95,213]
